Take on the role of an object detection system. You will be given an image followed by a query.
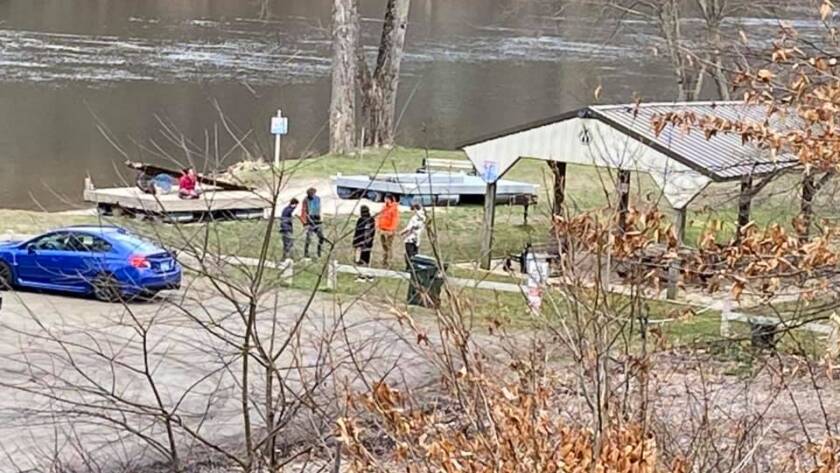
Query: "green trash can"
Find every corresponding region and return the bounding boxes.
[407,255,446,308]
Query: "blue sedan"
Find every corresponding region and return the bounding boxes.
[0,225,181,301]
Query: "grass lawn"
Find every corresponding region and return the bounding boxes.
[1,146,824,258]
[0,210,94,236]
[277,257,726,343]
[0,147,830,355]
[230,147,465,188]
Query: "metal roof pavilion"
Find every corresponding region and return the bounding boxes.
[462,101,799,209]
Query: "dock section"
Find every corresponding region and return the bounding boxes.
[84,187,270,222]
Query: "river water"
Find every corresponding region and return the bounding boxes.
[0,0,820,210]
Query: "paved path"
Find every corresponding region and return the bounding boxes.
[0,279,429,471]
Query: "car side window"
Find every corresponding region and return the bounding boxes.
[30,233,70,251]
[90,237,112,253]
[69,233,112,253]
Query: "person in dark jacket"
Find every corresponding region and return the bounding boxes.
[279,198,299,260]
[353,205,376,281]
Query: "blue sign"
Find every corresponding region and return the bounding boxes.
[482,160,499,182]
[271,116,289,135]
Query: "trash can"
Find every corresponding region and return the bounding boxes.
[407,255,446,308]
[749,320,778,349]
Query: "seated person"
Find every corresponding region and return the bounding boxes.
[178,168,200,199]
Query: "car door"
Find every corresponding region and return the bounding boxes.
[66,232,111,288]
[38,232,110,290]
[14,232,71,286]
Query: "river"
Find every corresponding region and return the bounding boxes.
[0,0,819,210]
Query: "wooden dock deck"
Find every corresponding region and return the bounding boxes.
[84,187,270,222]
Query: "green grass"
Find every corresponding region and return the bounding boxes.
[1,147,831,354]
[230,147,466,188]
[0,210,95,235]
[269,256,723,339]
[1,147,820,255]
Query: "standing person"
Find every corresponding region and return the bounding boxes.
[353,205,376,282]
[279,198,298,260]
[300,187,326,259]
[178,168,200,199]
[376,194,400,267]
[401,203,426,270]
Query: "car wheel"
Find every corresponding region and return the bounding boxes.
[0,262,13,290]
[139,289,159,301]
[92,273,122,302]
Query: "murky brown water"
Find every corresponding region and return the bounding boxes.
[0,0,815,210]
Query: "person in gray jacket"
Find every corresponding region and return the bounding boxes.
[400,203,426,270]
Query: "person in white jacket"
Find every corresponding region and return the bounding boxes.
[401,203,426,270]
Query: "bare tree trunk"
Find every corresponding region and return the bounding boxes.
[799,171,834,242]
[697,0,732,100]
[800,173,816,242]
[656,0,703,101]
[258,0,270,20]
[359,0,411,147]
[706,22,730,100]
[549,161,566,215]
[329,0,359,154]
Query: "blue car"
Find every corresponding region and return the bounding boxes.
[0,225,181,302]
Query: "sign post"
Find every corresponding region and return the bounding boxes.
[270,110,289,168]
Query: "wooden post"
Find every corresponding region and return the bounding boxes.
[737,174,753,242]
[326,259,338,290]
[675,206,687,245]
[272,109,287,168]
[523,201,529,226]
[666,206,687,300]
[480,182,498,270]
[549,161,567,215]
[799,173,815,243]
[280,259,294,286]
[617,170,631,233]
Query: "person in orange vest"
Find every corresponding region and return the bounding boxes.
[376,194,400,267]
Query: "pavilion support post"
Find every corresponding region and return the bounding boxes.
[523,200,529,226]
[480,182,498,270]
[667,206,688,300]
[550,161,567,216]
[799,173,816,243]
[617,170,631,233]
[736,174,753,243]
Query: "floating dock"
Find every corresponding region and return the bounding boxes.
[333,172,538,206]
[84,186,269,222]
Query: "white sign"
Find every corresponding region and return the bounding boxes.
[524,251,550,315]
[271,116,289,135]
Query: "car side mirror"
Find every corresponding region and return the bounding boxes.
[26,244,36,254]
